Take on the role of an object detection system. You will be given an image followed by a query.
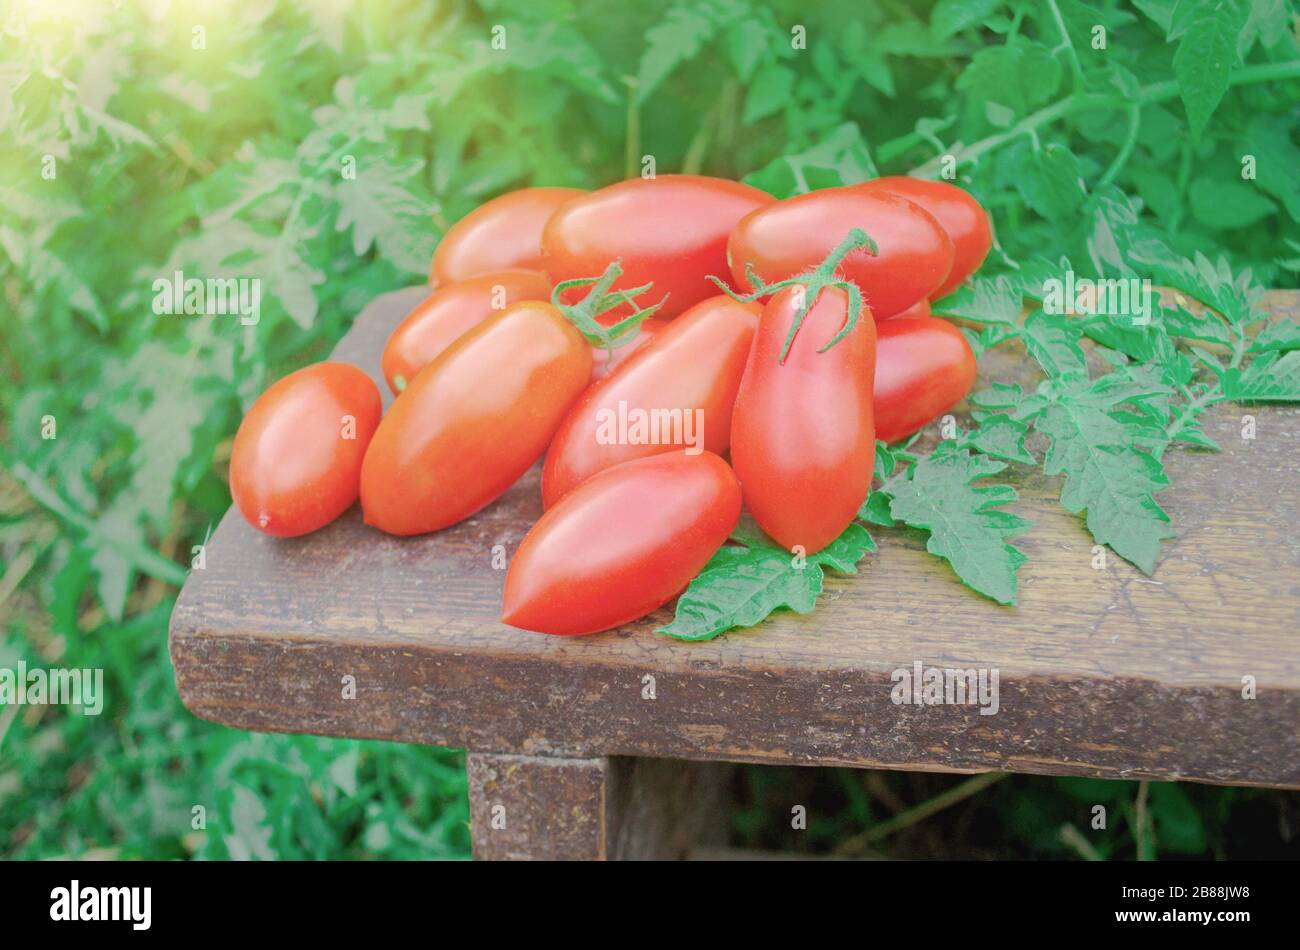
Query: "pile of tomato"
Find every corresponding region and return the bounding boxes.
[230,174,990,636]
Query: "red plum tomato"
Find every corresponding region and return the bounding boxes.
[431,187,583,285]
[502,451,742,635]
[361,301,592,536]
[230,362,381,538]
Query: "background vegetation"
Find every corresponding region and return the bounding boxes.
[2,0,1297,859]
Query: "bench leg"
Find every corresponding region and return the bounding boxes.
[466,752,729,860]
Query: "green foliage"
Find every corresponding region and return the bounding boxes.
[657,519,874,641]
[733,769,1293,859]
[878,446,1031,605]
[2,0,1297,859]
[0,601,469,859]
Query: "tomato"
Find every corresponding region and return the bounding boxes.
[854,177,992,298]
[884,297,931,321]
[730,285,876,553]
[543,295,759,507]
[589,318,664,382]
[727,187,953,320]
[361,301,592,535]
[230,362,381,538]
[542,175,774,320]
[874,318,977,444]
[430,187,583,285]
[502,451,741,635]
[381,270,551,394]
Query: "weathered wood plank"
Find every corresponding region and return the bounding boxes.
[169,288,1300,788]
[606,757,731,859]
[467,753,729,860]
[468,753,609,860]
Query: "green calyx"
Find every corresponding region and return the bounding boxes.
[709,228,878,364]
[551,260,666,355]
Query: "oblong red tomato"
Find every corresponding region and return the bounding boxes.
[542,175,774,320]
[431,187,583,285]
[589,318,664,382]
[874,318,977,444]
[731,286,876,553]
[381,270,551,394]
[854,177,992,299]
[502,451,742,636]
[543,295,760,507]
[361,301,592,536]
[884,297,931,321]
[230,362,381,538]
[727,187,954,320]
[857,176,987,298]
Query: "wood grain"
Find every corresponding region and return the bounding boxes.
[169,287,1300,789]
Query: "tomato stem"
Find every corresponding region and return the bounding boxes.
[551,260,666,353]
[707,228,878,363]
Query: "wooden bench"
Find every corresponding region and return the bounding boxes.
[169,287,1300,859]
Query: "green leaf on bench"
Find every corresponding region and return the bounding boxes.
[884,448,1030,606]
[1222,350,1300,402]
[656,523,876,642]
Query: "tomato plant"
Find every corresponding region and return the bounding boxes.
[502,451,742,636]
[430,186,582,285]
[728,232,877,554]
[543,295,759,507]
[230,362,382,538]
[874,318,978,444]
[854,177,992,298]
[381,270,551,394]
[727,186,954,320]
[542,174,773,319]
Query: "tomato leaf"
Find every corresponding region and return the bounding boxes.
[1189,175,1277,230]
[883,449,1030,605]
[931,0,1002,40]
[1221,350,1300,402]
[1034,390,1177,574]
[742,122,877,197]
[931,275,1024,325]
[961,413,1035,464]
[1022,311,1089,379]
[1170,0,1249,140]
[636,0,780,105]
[970,381,1026,413]
[656,523,875,642]
[722,17,772,81]
[1245,114,1300,221]
[1130,248,1265,327]
[1012,141,1087,219]
[956,43,1061,125]
[1247,320,1300,354]
[815,523,877,572]
[858,491,897,527]
[1159,301,1234,346]
[334,160,438,276]
[742,62,796,123]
